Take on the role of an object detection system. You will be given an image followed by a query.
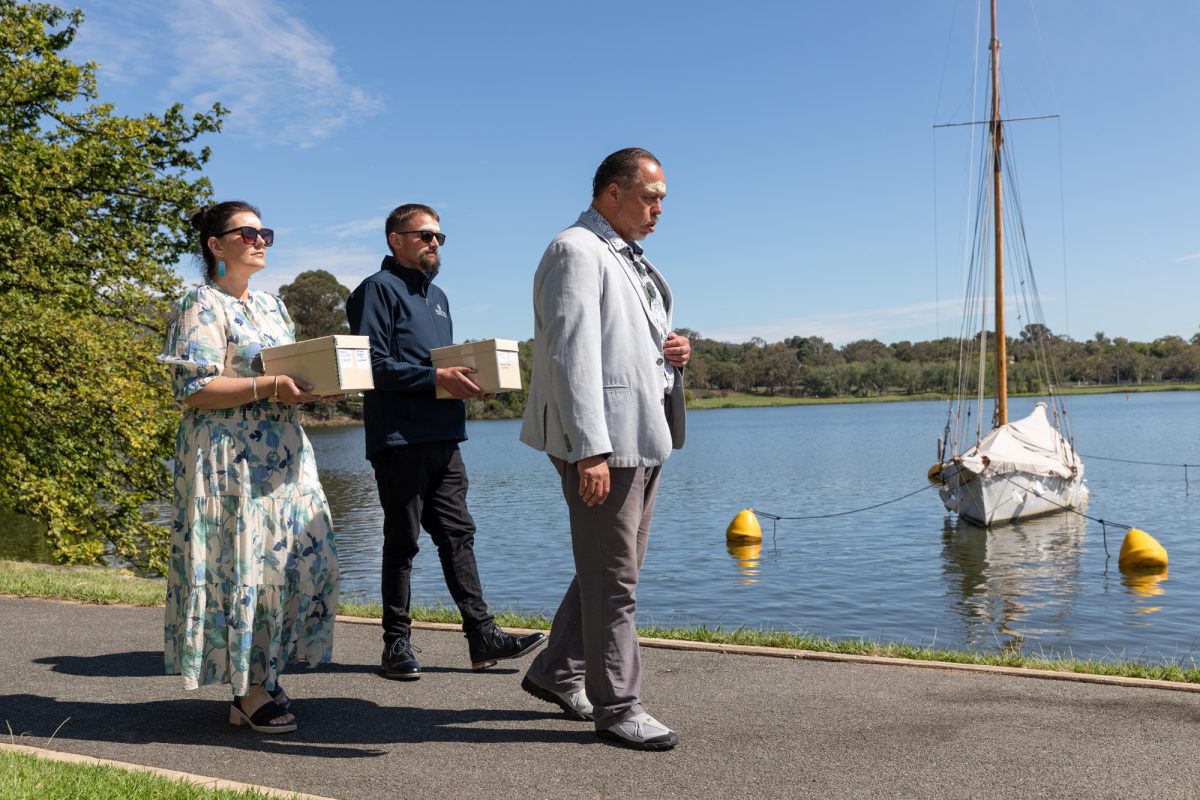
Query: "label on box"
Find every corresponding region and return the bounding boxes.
[497,351,517,367]
[355,349,371,369]
[337,349,353,370]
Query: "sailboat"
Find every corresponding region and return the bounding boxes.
[933,0,1088,527]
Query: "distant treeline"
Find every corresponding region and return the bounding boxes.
[678,324,1200,399]
[283,270,1200,420]
[315,327,1200,423]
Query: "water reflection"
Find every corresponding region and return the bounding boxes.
[0,510,51,563]
[1120,568,1168,615]
[726,541,763,584]
[940,513,1087,653]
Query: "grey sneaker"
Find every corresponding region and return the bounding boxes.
[597,713,678,751]
[521,675,594,721]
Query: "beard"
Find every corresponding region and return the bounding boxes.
[419,251,441,270]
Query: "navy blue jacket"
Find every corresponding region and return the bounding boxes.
[346,256,465,458]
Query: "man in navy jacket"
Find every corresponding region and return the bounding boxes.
[347,203,545,679]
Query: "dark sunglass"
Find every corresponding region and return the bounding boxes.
[218,226,275,246]
[395,230,446,246]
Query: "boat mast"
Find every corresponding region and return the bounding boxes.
[990,0,1008,425]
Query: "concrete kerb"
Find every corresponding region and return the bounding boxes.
[0,742,337,800]
[337,614,1200,695]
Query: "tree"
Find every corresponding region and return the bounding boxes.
[707,361,743,391]
[0,3,223,571]
[759,345,801,395]
[277,270,356,421]
[278,269,351,340]
[841,339,891,363]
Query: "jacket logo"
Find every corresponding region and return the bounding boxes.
[433,303,448,318]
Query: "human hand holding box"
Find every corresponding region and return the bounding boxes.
[430,339,521,400]
[259,335,375,396]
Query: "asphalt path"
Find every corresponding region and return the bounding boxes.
[2,596,1198,799]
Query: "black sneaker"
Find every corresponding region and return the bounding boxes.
[466,625,547,670]
[381,636,422,680]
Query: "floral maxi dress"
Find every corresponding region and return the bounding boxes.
[159,283,339,694]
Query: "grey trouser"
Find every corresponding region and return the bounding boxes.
[526,456,662,727]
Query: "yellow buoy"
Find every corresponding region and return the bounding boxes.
[927,462,942,482]
[1118,528,1168,570]
[726,508,763,542]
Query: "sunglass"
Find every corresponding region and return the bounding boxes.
[218,226,275,246]
[395,230,446,246]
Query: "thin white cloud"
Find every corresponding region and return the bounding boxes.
[75,0,379,148]
[253,242,381,294]
[73,2,163,85]
[1172,252,1200,263]
[704,299,978,346]
[170,0,380,147]
[327,217,384,239]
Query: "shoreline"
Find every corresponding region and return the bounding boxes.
[301,383,1200,426]
[3,559,1196,686]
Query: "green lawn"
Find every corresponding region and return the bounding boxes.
[3,559,1197,684]
[0,749,294,800]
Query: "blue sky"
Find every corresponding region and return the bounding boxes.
[69,0,1199,346]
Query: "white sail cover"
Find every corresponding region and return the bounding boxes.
[957,403,1079,479]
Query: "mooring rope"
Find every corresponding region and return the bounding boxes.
[1078,453,1193,492]
[752,466,1187,563]
[752,483,939,544]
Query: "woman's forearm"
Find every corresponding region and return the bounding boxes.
[185,375,278,409]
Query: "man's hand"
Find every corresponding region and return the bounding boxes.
[576,455,610,507]
[435,366,483,399]
[664,331,691,368]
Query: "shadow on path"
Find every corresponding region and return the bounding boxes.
[31,651,521,680]
[33,651,163,678]
[0,693,592,759]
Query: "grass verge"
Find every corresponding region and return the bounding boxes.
[3,559,1198,685]
[0,749,292,800]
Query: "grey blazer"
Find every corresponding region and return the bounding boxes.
[520,212,686,468]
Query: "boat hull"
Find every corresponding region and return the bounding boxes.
[938,461,1089,527]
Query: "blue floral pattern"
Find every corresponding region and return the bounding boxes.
[159,283,339,695]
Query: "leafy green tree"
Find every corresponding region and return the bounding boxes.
[278,269,350,340]
[276,269,355,421]
[0,3,223,571]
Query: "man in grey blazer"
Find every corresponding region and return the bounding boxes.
[519,147,690,751]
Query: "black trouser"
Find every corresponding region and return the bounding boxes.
[371,442,493,644]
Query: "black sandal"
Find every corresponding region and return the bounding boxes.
[228,697,297,734]
[267,683,290,711]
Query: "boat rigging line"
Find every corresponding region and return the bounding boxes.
[932,113,1059,129]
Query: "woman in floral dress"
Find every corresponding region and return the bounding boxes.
[159,201,339,734]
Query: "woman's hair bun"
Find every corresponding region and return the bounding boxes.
[188,205,210,231]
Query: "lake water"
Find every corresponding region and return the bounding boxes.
[310,391,1200,661]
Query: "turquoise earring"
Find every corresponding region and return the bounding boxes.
[217,259,225,277]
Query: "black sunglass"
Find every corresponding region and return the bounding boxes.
[218,226,275,246]
[395,230,446,246]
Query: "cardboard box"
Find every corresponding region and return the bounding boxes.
[430,338,522,399]
[259,335,374,396]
